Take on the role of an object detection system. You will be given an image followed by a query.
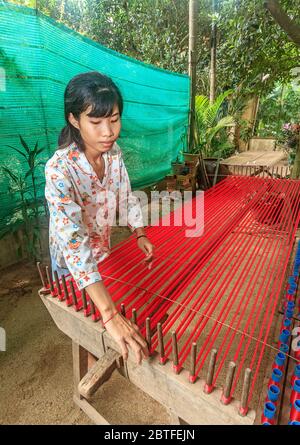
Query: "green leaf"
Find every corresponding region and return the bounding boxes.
[36,147,45,156]
[19,135,31,154]
[5,145,28,160]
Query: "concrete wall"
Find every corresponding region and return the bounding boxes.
[0,219,50,270]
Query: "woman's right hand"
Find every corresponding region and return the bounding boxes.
[103,312,149,365]
[85,281,148,365]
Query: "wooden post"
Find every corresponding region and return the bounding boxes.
[72,341,88,400]
[204,348,217,393]
[209,0,217,104]
[291,129,300,179]
[239,368,252,416]
[221,361,236,405]
[188,0,199,152]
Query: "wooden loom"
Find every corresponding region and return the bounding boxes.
[37,175,300,425]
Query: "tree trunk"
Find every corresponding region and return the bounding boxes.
[291,132,300,179]
[209,0,217,104]
[264,0,300,46]
[188,0,199,151]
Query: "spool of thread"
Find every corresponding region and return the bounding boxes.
[285,309,294,319]
[279,329,291,345]
[283,318,292,329]
[261,402,276,425]
[273,352,286,370]
[291,365,300,388]
[289,400,300,423]
[267,384,280,403]
[288,284,297,292]
[268,368,283,387]
[290,380,300,405]
[287,289,296,298]
[283,300,295,311]
[279,343,289,354]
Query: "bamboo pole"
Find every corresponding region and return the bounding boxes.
[187,0,198,152]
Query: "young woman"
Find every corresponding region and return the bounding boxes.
[45,71,154,365]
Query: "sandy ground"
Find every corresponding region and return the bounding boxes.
[0,226,170,425]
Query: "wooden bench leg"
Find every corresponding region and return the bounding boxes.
[72,341,111,424]
[72,340,88,400]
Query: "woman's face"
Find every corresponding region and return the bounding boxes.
[68,103,121,154]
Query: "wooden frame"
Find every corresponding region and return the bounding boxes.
[39,289,256,425]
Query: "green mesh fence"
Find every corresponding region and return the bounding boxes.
[0,2,190,237]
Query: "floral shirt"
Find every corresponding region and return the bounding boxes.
[45,141,144,290]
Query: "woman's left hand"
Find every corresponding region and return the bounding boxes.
[137,237,155,267]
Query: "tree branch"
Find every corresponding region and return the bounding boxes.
[264,0,300,46]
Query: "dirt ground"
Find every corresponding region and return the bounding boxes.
[0,226,170,425]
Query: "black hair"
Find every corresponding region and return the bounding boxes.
[58,71,123,150]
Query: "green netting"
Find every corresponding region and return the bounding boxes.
[0,2,190,236]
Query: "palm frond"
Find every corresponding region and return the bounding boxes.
[206,116,235,145]
[206,90,234,128]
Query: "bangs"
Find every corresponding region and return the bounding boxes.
[84,89,119,118]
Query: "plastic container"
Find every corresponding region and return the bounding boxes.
[273,352,286,370]
[267,385,280,403]
[290,380,300,405]
[261,402,276,425]
[291,365,300,388]
[268,368,283,387]
[289,400,300,423]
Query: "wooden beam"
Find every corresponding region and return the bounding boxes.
[78,349,121,399]
[73,395,110,425]
[72,341,88,400]
[41,293,256,425]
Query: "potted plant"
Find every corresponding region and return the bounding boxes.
[171,154,184,174]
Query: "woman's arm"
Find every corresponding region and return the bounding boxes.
[45,158,148,364]
[85,281,149,364]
